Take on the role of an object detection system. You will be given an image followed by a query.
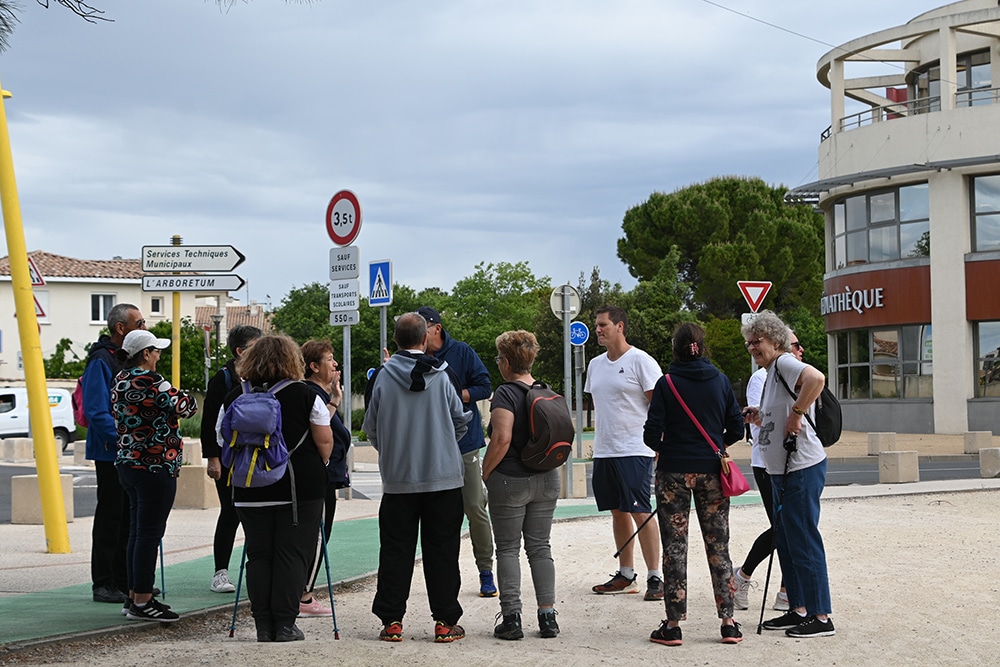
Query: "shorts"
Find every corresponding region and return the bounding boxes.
[592,456,654,513]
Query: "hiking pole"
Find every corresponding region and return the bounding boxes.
[159,539,166,598]
[228,543,248,637]
[319,524,340,640]
[757,444,794,635]
[613,507,658,559]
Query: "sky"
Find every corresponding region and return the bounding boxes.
[0,0,951,310]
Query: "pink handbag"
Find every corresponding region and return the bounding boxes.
[664,375,750,497]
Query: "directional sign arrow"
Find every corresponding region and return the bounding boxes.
[141,245,246,273]
[142,274,246,292]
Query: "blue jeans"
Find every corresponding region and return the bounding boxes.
[486,470,560,615]
[117,465,176,595]
[771,459,832,615]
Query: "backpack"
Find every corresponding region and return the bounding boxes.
[507,381,575,471]
[72,376,88,428]
[774,363,842,448]
[219,380,306,488]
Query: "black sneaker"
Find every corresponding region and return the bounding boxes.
[785,616,835,638]
[126,598,179,622]
[494,611,523,640]
[92,586,126,603]
[762,610,808,631]
[721,621,743,644]
[538,609,559,638]
[644,575,664,601]
[275,624,305,642]
[649,620,682,646]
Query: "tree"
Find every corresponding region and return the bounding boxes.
[148,318,211,392]
[620,248,693,368]
[44,337,87,379]
[617,177,825,320]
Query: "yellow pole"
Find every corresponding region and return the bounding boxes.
[0,83,70,553]
[171,235,181,387]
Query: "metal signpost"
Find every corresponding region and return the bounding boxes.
[326,190,363,431]
[550,284,581,496]
[570,320,589,459]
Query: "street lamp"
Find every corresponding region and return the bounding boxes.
[210,313,224,373]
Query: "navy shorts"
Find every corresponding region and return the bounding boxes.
[592,456,654,513]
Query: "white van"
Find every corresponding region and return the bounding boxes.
[0,387,77,452]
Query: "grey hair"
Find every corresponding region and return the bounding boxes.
[107,303,138,331]
[741,310,793,353]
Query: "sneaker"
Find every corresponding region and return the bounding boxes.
[773,590,790,611]
[762,610,808,631]
[733,568,755,610]
[434,621,465,643]
[92,586,126,603]
[537,609,559,638]
[721,621,743,644]
[592,571,639,595]
[649,620,682,646]
[785,615,835,638]
[493,611,523,640]
[298,597,332,617]
[380,621,403,642]
[274,624,305,642]
[644,575,664,601]
[126,598,179,622]
[123,597,170,616]
[479,570,498,598]
[211,569,236,593]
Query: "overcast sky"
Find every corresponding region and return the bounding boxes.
[0,0,949,309]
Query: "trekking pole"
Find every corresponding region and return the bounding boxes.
[159,539,166,598]
[228,543,248,637]
[320,524,340,640]
[757,446,793,635]
[613,507,658,559]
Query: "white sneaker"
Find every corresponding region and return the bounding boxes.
[211,569,236,593]
[773,590,790,611]
[733,567,754,610]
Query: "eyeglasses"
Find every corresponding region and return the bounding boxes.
[494,356,505,364]
[744,338,762,349]
[791,341,804,350]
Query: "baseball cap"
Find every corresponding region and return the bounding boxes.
[121,330,171,357]
[417,306,441,324]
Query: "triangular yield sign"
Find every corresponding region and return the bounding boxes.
[737,281,772,313]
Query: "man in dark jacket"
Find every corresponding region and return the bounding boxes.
[418,306,496,597]
[82,303,146,603]
[200,324,263,594]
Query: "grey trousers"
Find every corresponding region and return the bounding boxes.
[462,449,495,572]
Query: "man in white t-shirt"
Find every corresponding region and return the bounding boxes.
[584,305,664,600]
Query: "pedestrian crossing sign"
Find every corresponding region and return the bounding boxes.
[369,260,392,307]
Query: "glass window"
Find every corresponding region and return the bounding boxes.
[834,202,845,235]
[975,322,1000,398]
[900,222,930,258]
[830,184,928,268]
[899,184,929,221]
[973,175,1000,251]
[869,192,896,223]
[869,226,899,262]
[846,231,868,265]
[91,294,116,323]
[835,326,932,399]
[150,297,163,315]
[845,196,866,231]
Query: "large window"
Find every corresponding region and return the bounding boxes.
[831,184,929,269]
[909,50,992,110]
[835,325,933,399]
[972,175,1000,251]
[975,322,1000,398]
[91,294,116,323]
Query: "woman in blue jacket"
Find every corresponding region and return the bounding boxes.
[643,323,744,647]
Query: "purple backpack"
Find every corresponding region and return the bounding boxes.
[220,380,305,488]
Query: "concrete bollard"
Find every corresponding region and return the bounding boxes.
[980,448,1000,478]
[878,450,919,484]
[964,431,993,455]
[559,462,587,499]
[73,444,94,467]
[173,464,219,510]
[2,438,35,462]
[11,474,74,524]
[867,432,897,456]
[183,439,203,464]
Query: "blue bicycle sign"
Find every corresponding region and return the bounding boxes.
[569,321,589,346]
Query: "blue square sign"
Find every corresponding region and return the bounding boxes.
[369,260,392,306]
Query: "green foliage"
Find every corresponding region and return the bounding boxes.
[179,412,202,440]
[621,248,693,368]
[782,306,829,376]
[270,282,340,344]
[44,338,87,379]
[148,318,211,392]
[704,316,753,395]
[617,176,825,320]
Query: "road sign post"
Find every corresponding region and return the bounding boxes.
[326,190,363,247]
[570,320,589,460]
[550,285,579,498]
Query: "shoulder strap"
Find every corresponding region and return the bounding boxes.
[664,374,722,456]
[222,366,234,391]
[268,379,294,395]
[773,361,818,432]
[240,379,252,395]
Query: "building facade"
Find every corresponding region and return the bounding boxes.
[789,0,1000,434]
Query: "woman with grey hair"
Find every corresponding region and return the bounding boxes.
[741,310,835,638]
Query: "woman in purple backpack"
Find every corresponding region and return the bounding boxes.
[218,335,333,642]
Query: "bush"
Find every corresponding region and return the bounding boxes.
[179,412,202,439]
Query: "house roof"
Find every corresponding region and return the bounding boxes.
[0,250,143,280]
[194,305,272,333]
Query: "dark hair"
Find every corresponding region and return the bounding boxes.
[394,312,427,350]
[227,325,263,355]
[596,305,628,337]
[301,340,334,378]
[495,330,539,374]
[115,347,150,368]
[672,322,707,362]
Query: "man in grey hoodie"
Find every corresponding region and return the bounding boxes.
[363,312,472,643]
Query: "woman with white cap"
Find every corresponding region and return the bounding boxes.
[112,329,198,622]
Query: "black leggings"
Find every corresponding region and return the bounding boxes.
[213,476,241,572]
[739,466,777,577]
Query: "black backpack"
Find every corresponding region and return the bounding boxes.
[774,362,842,448]
[507,381,575,471]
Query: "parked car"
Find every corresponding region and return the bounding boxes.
[0,387,77,452]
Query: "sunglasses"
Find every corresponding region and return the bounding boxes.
[792,342,804,350]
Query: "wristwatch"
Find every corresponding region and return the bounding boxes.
[792,405,806,416]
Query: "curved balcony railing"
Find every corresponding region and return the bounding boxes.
[822,88,1000,141]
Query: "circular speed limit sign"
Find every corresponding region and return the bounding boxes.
[326,190,363,246]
